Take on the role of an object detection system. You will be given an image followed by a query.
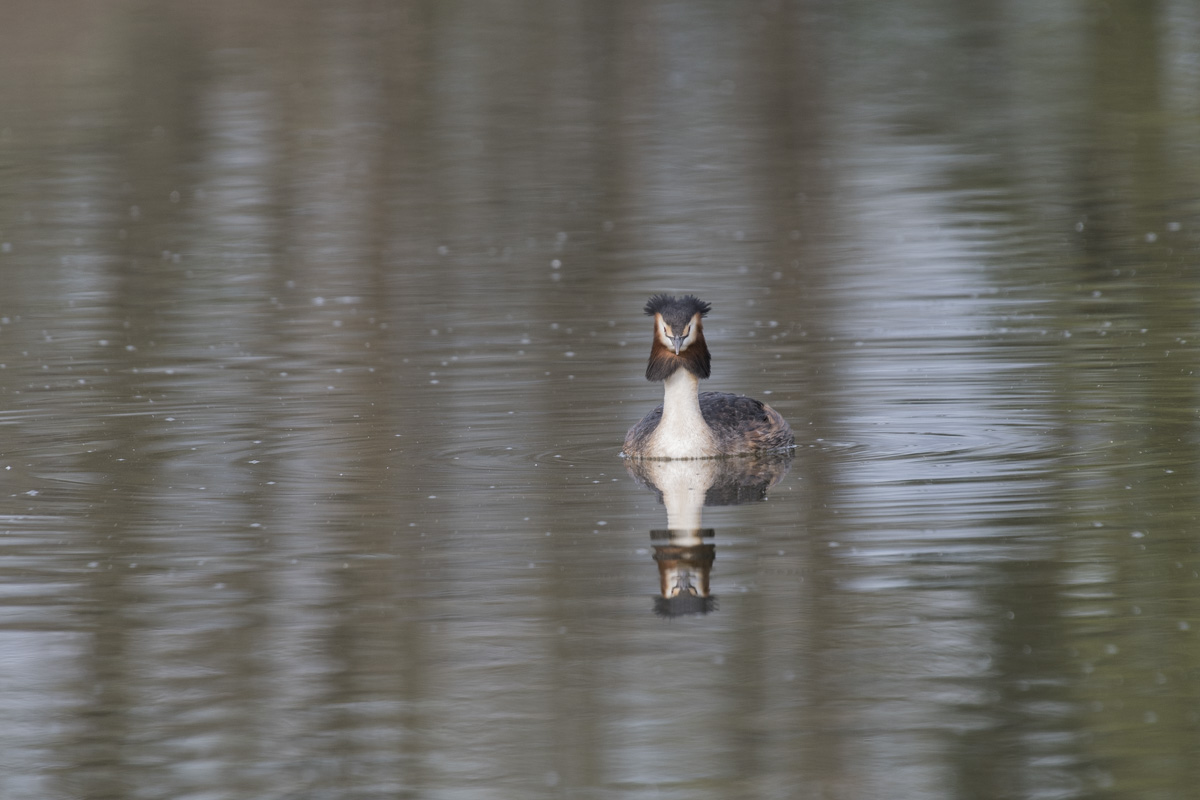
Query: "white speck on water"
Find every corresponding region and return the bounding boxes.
[551,259,561,269]
[1145,232,1157,242]
[428,495,436,499]
[312,296,325,306]
[1131,531,1145,538]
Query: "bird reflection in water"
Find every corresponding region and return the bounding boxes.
[625,454,792,617]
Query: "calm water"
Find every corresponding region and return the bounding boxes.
[2,1,1200,798]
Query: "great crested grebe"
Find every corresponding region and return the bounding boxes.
[623,294,794,459]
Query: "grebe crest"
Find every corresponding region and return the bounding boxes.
[623,294,794,460]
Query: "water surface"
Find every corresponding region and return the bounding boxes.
[2,2,1200,798]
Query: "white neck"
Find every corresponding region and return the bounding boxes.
[650,368,717,458]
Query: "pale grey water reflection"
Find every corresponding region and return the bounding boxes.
[2,1,1200,798]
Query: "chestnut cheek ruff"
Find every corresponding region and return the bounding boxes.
[645,336,711,382]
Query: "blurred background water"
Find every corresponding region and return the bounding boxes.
[2,1,1200,798]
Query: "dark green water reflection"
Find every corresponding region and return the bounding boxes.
[1,1,1199,798]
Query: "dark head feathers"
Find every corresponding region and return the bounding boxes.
[643,294,711,327]
[643,294,712,382]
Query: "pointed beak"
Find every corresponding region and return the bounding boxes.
[671,336,686,354]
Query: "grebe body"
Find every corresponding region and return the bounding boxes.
[623,294,794,460]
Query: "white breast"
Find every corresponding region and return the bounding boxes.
[647,369,719,459]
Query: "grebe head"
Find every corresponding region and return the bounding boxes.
[643,294,712,381]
